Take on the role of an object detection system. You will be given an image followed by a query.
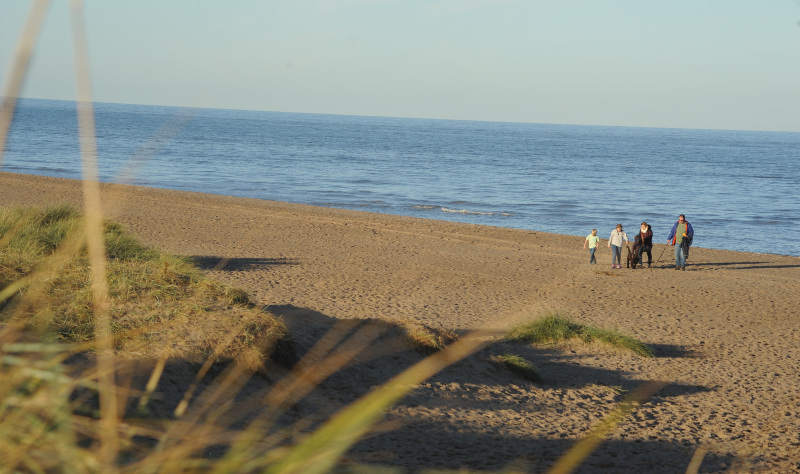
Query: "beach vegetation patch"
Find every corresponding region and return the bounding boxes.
[493,352,543,383]
[397,320,459,354]
[506,312,654,357]
[0,204,294,368]
[225,287,251,307]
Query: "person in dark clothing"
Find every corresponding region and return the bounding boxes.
[635,222,653,268]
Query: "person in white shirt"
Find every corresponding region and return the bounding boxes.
[607,224,629,269]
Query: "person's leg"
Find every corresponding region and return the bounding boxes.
[674,245,681,268]
[613,245,621,267]
[637,246,644,266]
[589,247,596,264]
[646,248,652,266]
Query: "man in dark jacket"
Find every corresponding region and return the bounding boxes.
[667,214,694,271]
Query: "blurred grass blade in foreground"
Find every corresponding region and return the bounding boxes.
[0,0,50,165]
[70,0,119,465]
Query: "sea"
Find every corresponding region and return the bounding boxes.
[2,98,799,257]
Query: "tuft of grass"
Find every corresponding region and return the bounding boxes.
[103,220,160,261]
[0,204,80,250]
[494,352,543,383]
[397,320,459,354]
[506,312,654,357]
[225,287,251,307]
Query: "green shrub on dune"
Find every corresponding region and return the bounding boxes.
[494,352,543,383]
[506,311,654,358]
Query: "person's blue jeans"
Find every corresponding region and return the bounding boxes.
[589,247,597,264]
[611,245,622,266]
[675,245,686,267]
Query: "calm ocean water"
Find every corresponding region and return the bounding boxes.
[3,99,800,256]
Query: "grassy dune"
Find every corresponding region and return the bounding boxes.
[0,204,293,369]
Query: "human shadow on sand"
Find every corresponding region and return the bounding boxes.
[190,256,299,272]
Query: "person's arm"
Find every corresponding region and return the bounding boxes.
[583,237,587,249]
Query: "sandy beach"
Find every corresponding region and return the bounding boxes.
[1,171,799,472]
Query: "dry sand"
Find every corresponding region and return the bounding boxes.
[1,171,799,472]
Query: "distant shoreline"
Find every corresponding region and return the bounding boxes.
[3,169,799,259]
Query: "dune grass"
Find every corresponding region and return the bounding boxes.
[0,204,292,368]
[506,312,655,358]
[494,352,543,383]
[397,319,459,354]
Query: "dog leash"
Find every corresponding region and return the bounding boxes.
[654,244,668,267]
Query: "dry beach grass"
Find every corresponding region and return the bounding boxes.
[1,171,799,472]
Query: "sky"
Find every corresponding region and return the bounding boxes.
[2,0,800,132]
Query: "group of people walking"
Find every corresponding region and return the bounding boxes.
[583,215,694,270]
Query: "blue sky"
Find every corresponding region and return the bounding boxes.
[2,1,800,131]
